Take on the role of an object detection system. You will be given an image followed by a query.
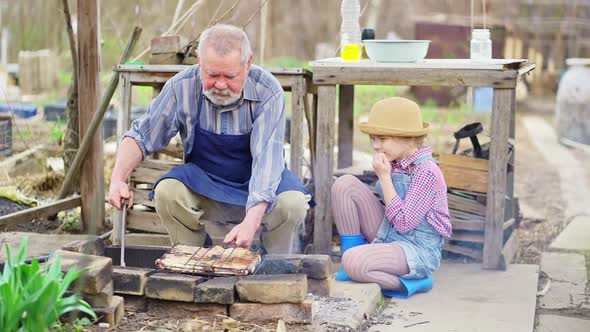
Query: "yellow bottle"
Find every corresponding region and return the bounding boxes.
[341,44,361,61]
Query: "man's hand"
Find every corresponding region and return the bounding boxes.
[372,152,392,179]
[224,202,267,248]
[109,180,134,210]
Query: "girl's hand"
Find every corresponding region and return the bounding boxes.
[372,152,391,179]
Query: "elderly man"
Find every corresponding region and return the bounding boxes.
[109,24,312,254]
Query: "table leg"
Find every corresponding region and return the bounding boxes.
[313,85,337,254]
[338,85,354,169]
[483,88,514,270]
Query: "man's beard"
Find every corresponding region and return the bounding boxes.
[203,87,242,106]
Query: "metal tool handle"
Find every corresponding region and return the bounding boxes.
[120,199,129,267]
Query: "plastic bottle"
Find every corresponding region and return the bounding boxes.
[340,0,361,61]
[470,29,492,62]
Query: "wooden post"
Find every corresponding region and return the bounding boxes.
[77,0,103,234]
[290,76,305,179]
[314,85,336,254]
[338,85,354,169]
[483,88,514,269]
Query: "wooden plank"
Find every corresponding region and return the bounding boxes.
[290,76,305,179]
[447,193,486,216]
[0,195,81,227]
[451,231,484,243]
[450,209,485,222]
[132,188,155,208]
[499,229,519,270]
[130,159,180,184]
[338,85,354,169]
[483,88,514,270]
[440,165,488,193]
[116,64,311,76]
[313,85,336,254]
[77,0,103,233]
[312,67,518,88]
[503,218,515,231]
[444,243,483,260]
[310,58,529,69]
[437,154,488,171]
[450,218,484,231]
[126,209,168,234]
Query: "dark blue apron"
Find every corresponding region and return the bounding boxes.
[149,85,312,208]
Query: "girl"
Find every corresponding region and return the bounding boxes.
[332,97,452,298]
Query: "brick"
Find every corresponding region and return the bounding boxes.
[121,295,148,313]
[52,250,113,294]
[148,300,228,318]
[62,237,105,256]
[145,272,205,302]
[301,255,331,280]
[149,52,183,65]
[94,295,124,327]
[236,274,307,304]
[150,35,185,54]
[82,281,113,307]
[256,254,331,280]
[113,266,154,296]
[230,297,314,324]
[194,276,236,304]
[307,277,333,297]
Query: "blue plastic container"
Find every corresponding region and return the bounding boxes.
[44,99,67,121]
[0,103,37,118]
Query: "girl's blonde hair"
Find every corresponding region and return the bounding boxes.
[393,135,427,148]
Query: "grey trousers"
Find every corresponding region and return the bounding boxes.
[153,178,311,254]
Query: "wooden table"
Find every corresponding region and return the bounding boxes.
[309,58,535,270]
[112,64,316,246]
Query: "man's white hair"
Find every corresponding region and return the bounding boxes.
[197,24,253,65]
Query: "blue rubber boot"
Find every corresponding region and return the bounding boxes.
[335,234,366,281]
[382,276,434,299]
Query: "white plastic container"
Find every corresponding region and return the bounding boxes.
[470,29,492,62]
[340,0,361,61]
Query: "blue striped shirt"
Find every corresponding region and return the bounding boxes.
[124,65,286,211]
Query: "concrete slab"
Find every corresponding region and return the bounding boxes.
[538,315,590,332]
[550,216,590,252]
[313,281,382,331]
[540,252,588,310]
[368,263,538,332]
[0,232,98,261]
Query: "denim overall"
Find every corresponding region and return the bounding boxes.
[149,85,311,206]
[373,153,444,279]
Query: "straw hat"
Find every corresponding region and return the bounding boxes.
[359,97,429,137]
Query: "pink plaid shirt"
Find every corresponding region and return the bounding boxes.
[384,146,452,238]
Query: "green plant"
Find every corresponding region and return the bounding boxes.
[0,237,96,332]
[49,118,65,144]
[52,317,92,332]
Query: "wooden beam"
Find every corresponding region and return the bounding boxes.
[444,243,483,261]
[483,88,514,269]
[313,85,336,254]
[338,85,354,169]
[0,196,81,228]
[290,76,305,179]
[77,0,103,234]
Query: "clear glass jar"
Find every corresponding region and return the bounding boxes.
[470,29,492,62]
[340,0,361,61]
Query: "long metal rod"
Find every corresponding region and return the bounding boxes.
[57,27,142,199]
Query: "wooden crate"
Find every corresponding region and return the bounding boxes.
[436,153,488,193]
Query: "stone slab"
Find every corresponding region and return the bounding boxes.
[62,237,106,256]
[550,216,590,251]
[145,272,205,302]
[194,276,237,304]
[0,232,99,262]
[256,254,331,280]
[148,300,228,318]
[313,281,382,331]
[540,252,588,310]
[538,314,590,332]
[307,277,333,297]
[236,274,307,304]
[230,297,314,324]
[52,250,113,294]
[113,266,154,296]
[368,263,539,332]
[82,281,113,307]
